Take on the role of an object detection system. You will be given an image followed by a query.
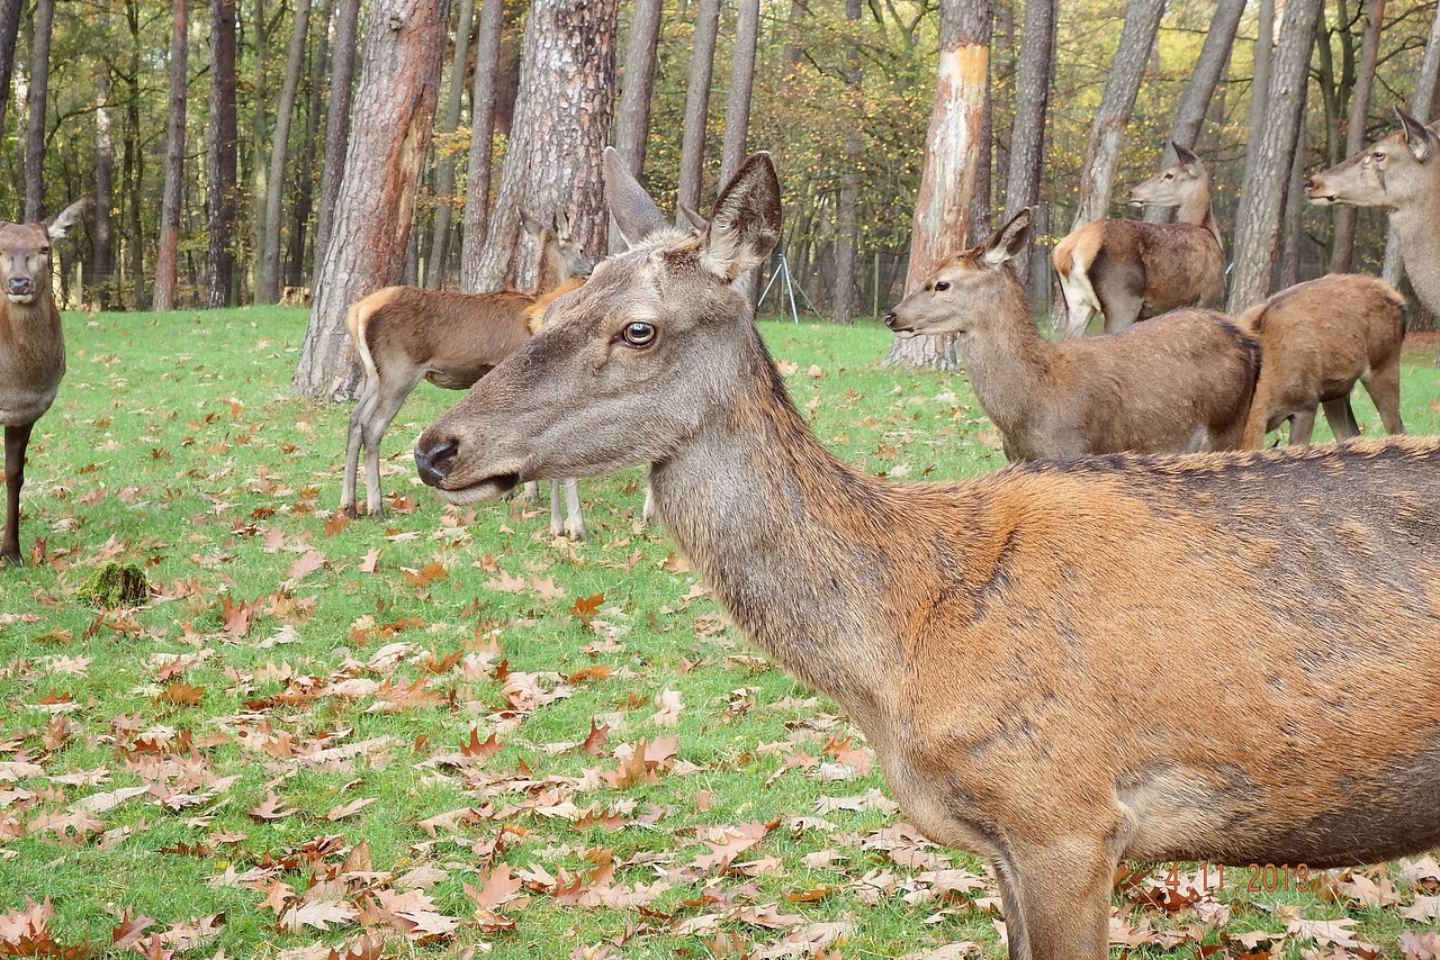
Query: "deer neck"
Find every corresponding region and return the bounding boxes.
[953,278,1052,440]
[0,293,61,346]
[533,244,567,295]
[648,328,913,734]
[1389,186,1440,311]
[1176,185,1222,249]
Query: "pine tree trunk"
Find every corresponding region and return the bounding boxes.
[425,0,476,288]
[153,0,189,310]
[1279,65,1310,289]
[458,0,503,290]
[293,0,447,400]
[886,0,991,369]
[675,0,720,224]
[125,0,145,306]
[1241,0,1275,201]
[288,0,329,287]
[23,0,54,222]
[1227,0,1323,311]
[257,0,312,302]
[1069,0,1165,229]
[608,0,661,250]
[249,0,270,297]
[468,0,620,291]
[1001,0,1054,276]
[966,2,993,240]
[208,0,239,307]
[93,53,115,307]
[1382,4,1440,287]
[1144,0,1243,223]
[719,0,758,184]
[0,0,22,138]
[312,0,358,284]
[1329,0,1383,272]
[832,0,862,324]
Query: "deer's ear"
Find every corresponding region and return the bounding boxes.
[1172,141,1201,168]
[555,210,572,238]
[678,202,708,232]
[1397,108,1437,163]
[701,152,781,282]
[981,208,1031,266]
[603,147,666,245]
[519,210,547,237]
[46,197,90,240]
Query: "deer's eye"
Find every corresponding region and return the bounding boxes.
[1373,151,1386,161]
[1163,172,1174,180]
[933,281,950,292]
[38,246,48,256]
[621,321,656,347]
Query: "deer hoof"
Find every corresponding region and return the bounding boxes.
[1,549,23,569]
[341,503,358,520]
[564,520,587,542]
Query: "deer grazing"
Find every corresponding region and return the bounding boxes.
[1307,109,1440,321]
[340,211,592,536]
[413,150,1440,960]
[886,208,1258,460]
[0,198,89,568]
[1052,143,1225,338]
[1234,273,1406,448]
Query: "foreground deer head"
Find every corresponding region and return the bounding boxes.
[0,199,87,306]
[1307,108,1438,211]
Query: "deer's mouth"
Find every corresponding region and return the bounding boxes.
[5,292,35,305]
[432,472,521,505]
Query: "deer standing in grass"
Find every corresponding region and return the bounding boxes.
[341,212,592,536]
[413,150,1440,960]
[886,208,1257,460]
[1307,109,1440,323]
[1053,143,1224,338]
[1235,273,1407,448]
[0,199,88,567]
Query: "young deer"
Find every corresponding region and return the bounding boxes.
[413,151,1440,959]
[887,208,1258,460]
[0,198,89,567]
[1052,143,1225,338]
[1307,109,1440,321]
[1235,273,1407,448]
[340,212,592,534]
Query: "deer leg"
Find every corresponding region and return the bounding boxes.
[3,423,34,567]
[362,381,414,518]
[1095,273,1144,336]
[1361,362,1406,435]
[522,481,539,502]
[642,481,656,525]
[1288,408,1317,445]
[342,382,379,517]
[1321,396,1361,441]
[562,478,586,541]
[549,480,564,536]
[1004,839,1115,960]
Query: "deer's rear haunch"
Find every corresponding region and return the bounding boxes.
[412,151,1440,960]
[0,198,89,568]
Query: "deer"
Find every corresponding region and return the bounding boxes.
[886,208,1258,461]
[1233,273,1407,449]
[0,198,89,568]
[1307,108,1440,323]
[340,211,593,538]
[1052,142,1225,339]
[411,149,1440,960]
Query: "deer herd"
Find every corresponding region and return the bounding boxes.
[3,73,1440,958]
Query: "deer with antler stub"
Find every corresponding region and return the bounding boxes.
[412,148,1440,960]
[1053,143,1225,338]
[0,198,89,567]
[340,211,592,533]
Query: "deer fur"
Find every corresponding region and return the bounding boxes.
[1052,143,1225,338]
[1307,109,1440,323]
[341,212,592,537]
[887,208,1258,460]
[412,151,1440,959]
[0,198,89,567]
[1235,273,1407,448]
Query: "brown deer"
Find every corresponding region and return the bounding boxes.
[1307,109,1440,322]
[887,208,1258,460]
[412,150,1440,960]
[1052,143,1225,338]
[1235,273,1407,448]
[0,198,89,568]
[340,211,592,533]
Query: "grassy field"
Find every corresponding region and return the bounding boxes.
[2,306,1439,959]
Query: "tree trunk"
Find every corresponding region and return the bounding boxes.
[208,0,239,307]
[608,0,661,250]
[257,0,312,302]
[832,0,862,324]
[153,0,189,310]
[458,0,503,290]
[424,0,476,288]
[288,0,329,287]
[1279,66,1310,289]
[966,3,993,240]
[293,0,447,400]
[312,0,359,284]
[675,0,720,224]
[1227,0,1323,311]
[1382,4,1440,287]
[1001,0,1054,277]
[0,0,22,138]
[125,0,145,306]
[1329,0,1383,272]
[468,0,620,291]
[1144,0,1243,223]
[719,0,758,184]
[249,0,270,297]
[93,52,115,307]
[1069,0,1164,229]
[1241,0,1275,201]
[23,0,54,222]
[886,0,991,369]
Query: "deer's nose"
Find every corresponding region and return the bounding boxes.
[7,277,31,294]
[415,437,459,487]
[1303,177,1316,191]
[884,311,898,329]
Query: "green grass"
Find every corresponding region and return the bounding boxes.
[1,307,1439,958]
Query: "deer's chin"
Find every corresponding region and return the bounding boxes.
[1307,193,1338,206]
[5,292,35,305]
[433,471,521,504]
